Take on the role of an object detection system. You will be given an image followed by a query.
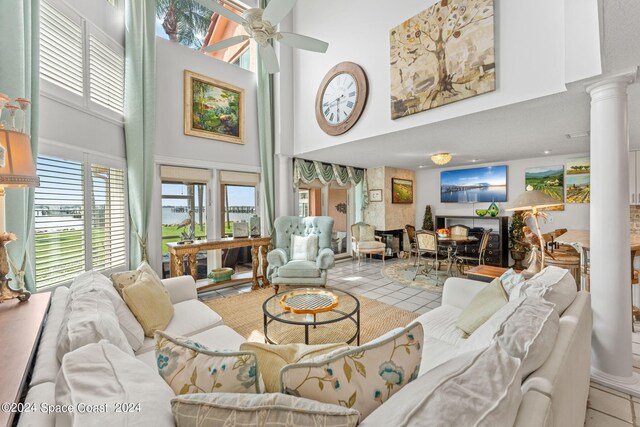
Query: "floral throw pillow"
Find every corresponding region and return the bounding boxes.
[155,331,262,395]
[280,323,423,419]
[499,268,525,298]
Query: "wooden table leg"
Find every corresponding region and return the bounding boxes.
[169,253,177,277]
[188,254,197,281]
[261,244,270,288]
[173,255,184,277]
[251,245,260,290]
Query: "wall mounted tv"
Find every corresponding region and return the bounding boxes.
[441,165,508,203]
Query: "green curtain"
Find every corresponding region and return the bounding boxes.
[258,0,276,234]
[124,0,156,266]
[0,1,40,292]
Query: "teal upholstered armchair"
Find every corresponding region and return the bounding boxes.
[267,216,335,293]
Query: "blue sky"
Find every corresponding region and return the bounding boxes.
[441,165,507,186]
[162,183,255,206]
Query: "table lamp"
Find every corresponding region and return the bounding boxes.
[506,190,564,273]
[0,129,40,302]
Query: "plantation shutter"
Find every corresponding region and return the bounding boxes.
[91,164,126,271]
[35,155,85,288]
[40,0,84,96]
[89,35,125,114]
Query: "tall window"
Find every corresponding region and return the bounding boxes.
[161,182,207,255]
[221,185,256,237]
[40,0,125,117]
[34,155,126,288]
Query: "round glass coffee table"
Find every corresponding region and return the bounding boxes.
[262,288,360,345]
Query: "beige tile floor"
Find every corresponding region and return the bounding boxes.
[200,257,640,425]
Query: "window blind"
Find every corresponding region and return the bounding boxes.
[40,0,84,96]
[89,35,124,114]
[35,155,86,288]
[91,164,126,271]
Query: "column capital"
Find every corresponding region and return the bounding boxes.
[585,67,638,95]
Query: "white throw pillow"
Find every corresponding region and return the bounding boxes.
[57,289,134,363]
[172,393,360,427]
[55,340,175,427]
[358,341,522,427]
[499,268,525,298]
[280,323,423,419]
[71,270,144,351]
[291,234,319,261]
[517,266,577,314]
[463,297,559,379]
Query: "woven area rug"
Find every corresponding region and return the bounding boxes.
[381,260,454,294]
[204,288,417,345]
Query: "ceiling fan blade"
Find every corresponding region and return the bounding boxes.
[193,0,247,25]
[258,44,280,74]
[278,32,328,53]
[203,35,249,52]
[262,0,297,26]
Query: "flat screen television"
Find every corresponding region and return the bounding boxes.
[440,165,508,203]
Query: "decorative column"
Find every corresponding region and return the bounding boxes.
[587,68,639,394]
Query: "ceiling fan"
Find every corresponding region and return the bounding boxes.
[195,0,328,73]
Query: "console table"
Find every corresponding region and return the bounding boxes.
[0,292,51,427]
[167,236,271,291]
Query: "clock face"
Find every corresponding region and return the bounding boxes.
[315,62,368,136]
[320,73,358,125]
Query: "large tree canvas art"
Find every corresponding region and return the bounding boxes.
[390,0,495,119]
[184,70,244,144]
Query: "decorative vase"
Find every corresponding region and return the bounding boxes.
[510,249,526,270]
[487,202,500,217]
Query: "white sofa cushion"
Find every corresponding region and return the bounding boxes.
[17,382,55,427]
[418,336,466,376]
[30,287,70,386]
[412,305,465,347]
[135,299,224,354]
[155,331,262,395]
[516,266,577,315]
[171,393,360,427]
[464,297,559,379]
[56,289,133,363]
[136,325,246,369]
[70,270,145,351]
[55,340,175,427]
[359,341,523,427]
[280,323,423,419]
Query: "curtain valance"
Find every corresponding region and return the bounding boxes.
[293,158,369,208]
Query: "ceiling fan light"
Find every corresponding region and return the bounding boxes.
[431,153,452,166]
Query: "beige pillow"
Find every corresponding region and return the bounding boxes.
[291,234,319,261]
[112,261,163,297]
[456,278,508,336]
[240,342,350,392]
[122,271,174,337]
[156,331,262,395]
[172,393,360,427]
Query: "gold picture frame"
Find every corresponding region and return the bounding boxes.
[184,70,245,144]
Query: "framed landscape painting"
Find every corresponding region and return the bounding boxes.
[392,178,413,204]
[525,166,564,211]
[566,157,590,203]
[184,70,244,144]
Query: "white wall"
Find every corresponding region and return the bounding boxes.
[154,38,260,166]
[415,153,591,233]
[291,0,601,156]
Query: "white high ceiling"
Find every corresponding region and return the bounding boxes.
[298,0,640,170]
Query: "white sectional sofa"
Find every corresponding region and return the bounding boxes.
[18,269,591,427]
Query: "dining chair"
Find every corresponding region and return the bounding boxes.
[405,224,419,265]
[581,246,590,292]
[413,230,447,284]
[455,229,492,275]
[449,224,470,237]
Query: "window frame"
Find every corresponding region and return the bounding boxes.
[35,143,129,290]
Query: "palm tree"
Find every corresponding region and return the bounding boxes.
[156,0,212,48]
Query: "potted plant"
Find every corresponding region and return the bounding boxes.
[422,205,434,231]
[509,211,528,269]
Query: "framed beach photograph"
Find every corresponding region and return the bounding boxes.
[184,70,244,144]
[440,165,507,203]
[525,166,564,211]
[392,178,413,204]
[369,189,383,202]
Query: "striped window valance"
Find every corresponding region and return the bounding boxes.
[293,158,368,208]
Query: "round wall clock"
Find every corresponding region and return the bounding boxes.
[315,62,368,136]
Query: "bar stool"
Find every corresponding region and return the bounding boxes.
[545,245,581,288]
